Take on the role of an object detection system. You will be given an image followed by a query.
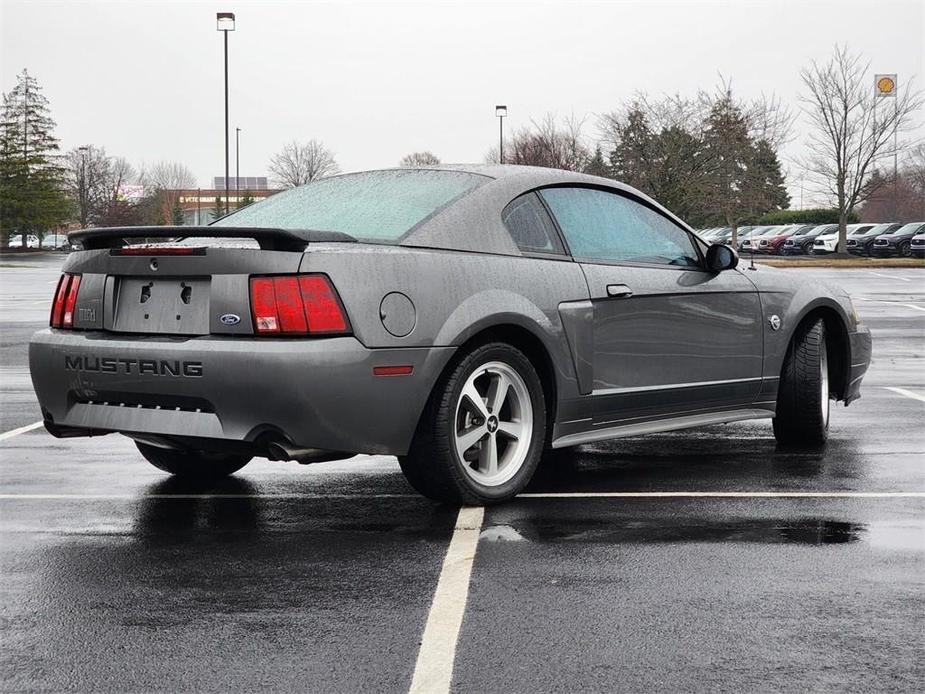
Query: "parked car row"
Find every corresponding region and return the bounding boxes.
[698,223,925,257]
[4,233,71,250]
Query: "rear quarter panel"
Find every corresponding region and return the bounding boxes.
[299,244,591,409]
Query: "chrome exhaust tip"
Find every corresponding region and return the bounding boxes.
[266,441,352,465]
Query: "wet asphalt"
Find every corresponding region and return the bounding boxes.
[1,253,923,692]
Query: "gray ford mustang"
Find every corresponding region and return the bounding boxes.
[30,166,871,504]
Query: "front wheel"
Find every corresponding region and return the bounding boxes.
[399,342,546,505]
[773,319,830,447]
[136,442,251,479]
[899,241,912,257]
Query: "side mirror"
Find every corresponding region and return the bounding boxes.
[706,243,739,272]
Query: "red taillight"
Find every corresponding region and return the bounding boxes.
[50,275,69,327]
[250,277,280,334]
[274,276,309,333]
[51,274,81,328]
[62,275,81,327]
[298,275,348,333]
[249,274,350,336]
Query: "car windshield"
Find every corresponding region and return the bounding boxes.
[212,169,488,242]
[865,224,895,235]
[895,223,924,234]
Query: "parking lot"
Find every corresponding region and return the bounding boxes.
[1,253,923,692]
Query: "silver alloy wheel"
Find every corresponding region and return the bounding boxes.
[820,340,830,427]
[454,361,533,487]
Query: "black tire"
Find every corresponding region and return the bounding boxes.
[773,318,830,447]
[136,442,251,479]
[399,342,547,505]
[899,241,912,257]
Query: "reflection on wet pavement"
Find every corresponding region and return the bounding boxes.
[480,518,866,545]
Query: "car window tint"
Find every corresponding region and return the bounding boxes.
[213,170,487,243]
[539,187,699,267]
[501,193,564,255]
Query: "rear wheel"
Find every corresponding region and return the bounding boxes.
[399,342,546,505]
[136,442,251,479]
[773,319,830,447]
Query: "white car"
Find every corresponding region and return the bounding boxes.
[42,233,71,250]
[8,234,41,249]
[812,224,874,254]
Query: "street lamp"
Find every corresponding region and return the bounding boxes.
[235,127,241,200]
[217,12,235,215]
[495,105,507,164]
[78,145,89,228]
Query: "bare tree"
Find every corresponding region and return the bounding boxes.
[137,161,196,225]
[65,145,112,228]
[800,45,923,252]
[400,151,441,167]
[140,161,196,191]
[269,140,339,188]
[490,114,590,171]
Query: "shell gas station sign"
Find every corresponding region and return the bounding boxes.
[875,74,897,98]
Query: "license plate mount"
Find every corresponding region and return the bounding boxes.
[112,277,210,335]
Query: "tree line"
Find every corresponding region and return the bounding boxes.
[1,45,921,253]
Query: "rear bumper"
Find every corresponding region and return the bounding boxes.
[29,329,454,456]
[845,326,872,405]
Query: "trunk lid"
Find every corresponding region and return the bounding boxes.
[65,226,345,336]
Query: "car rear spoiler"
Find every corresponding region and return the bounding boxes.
[68,226,356,252]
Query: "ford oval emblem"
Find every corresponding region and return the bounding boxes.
[219,313,241,326]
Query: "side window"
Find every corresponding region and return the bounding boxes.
[501,192,565,255]
[539,187,700,267]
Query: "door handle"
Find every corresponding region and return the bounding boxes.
[606,284,633,299]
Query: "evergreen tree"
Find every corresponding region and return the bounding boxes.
[700,95,789,244]
[0,69,70,248]
[608,107,710,224]
[213,196,225,219]
[171,197,184,225]
[236,190,254,209]
[583,146,610,178]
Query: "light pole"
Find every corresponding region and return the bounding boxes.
[78,145,89,228]
[235,126,241,203]
[217,12,235,215]
[495,105,507,164]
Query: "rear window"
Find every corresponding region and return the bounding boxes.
[213,169,487,243]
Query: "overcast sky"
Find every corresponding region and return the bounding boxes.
[1,0,923,203]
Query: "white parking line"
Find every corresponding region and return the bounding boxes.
[408,506,484,694]
[520,491,925,498]
[884,387,925,403]
[0,492,923,500]
[0,421,44,442]
[866,270,911,282]
[855,297,925,312]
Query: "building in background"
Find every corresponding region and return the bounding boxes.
[175,177,279,225]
